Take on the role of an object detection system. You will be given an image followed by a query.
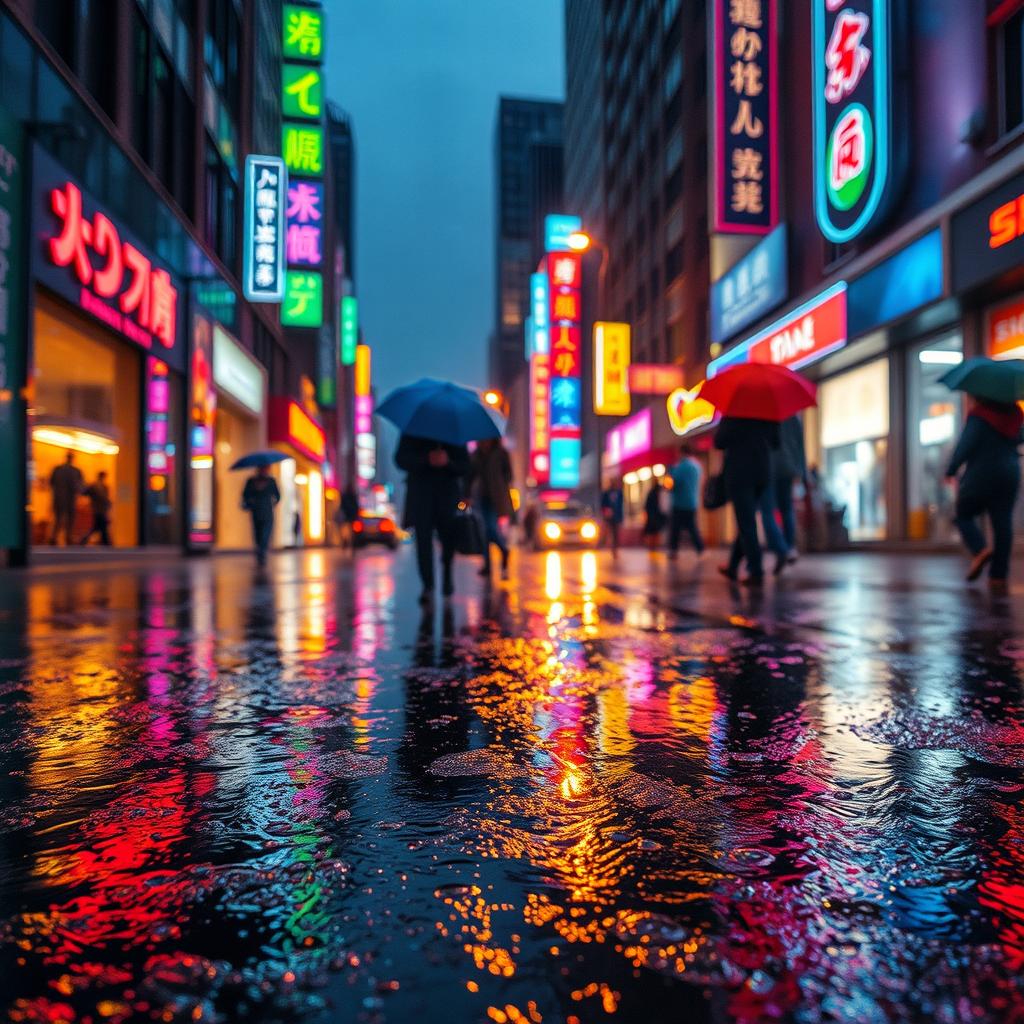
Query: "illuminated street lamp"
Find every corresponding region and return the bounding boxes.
[483,389,502,408]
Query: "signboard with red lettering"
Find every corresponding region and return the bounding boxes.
[529,352,551,485]
[708,282,848,376]
[813,0,895,243]
[749,283,848,369]
[33,149,185,371]
[989,296,1024,361]
[713,0,778,234]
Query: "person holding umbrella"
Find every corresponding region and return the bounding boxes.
[699,364,817,586]
[378,379,504,605]
[941,357,1024,590]
[232,451,287,567]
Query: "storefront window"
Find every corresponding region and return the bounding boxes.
[907,334,962,542]
[819,358,889,542]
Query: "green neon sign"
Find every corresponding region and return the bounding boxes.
[282,271,323,328]
[340,296,358,365]
[283,64,323,120]
[283,4,324,61]
[283,124,323,176]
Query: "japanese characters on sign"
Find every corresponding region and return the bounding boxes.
[546,229,583,489]
[243,155,287,303]
[813,0,894,243]
[340,295,358,365]
[43,178,181,354]
[711,222,788,343]
[593,322,631,417]
[527,271,549,358]
[286,180,323,267]
[282,270,323,327]
[529,353,551,473]
[714,0,777,234]
[282,2,325,329]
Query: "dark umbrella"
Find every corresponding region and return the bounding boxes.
[698,363,817,421]
[377,378,505,446]
[230,450,291,470]
[940,357,1024,405]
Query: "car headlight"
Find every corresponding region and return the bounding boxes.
[543,522,562,541]
[580,521,598,541]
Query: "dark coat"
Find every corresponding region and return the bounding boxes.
[243,475,281,520]
[643,485,666,534]
[714,416,780,494]
[50,462,84,509]
[395,434,470,528]
[773,416,807,481]
[947,412,1022,500]
[469,443,514,517]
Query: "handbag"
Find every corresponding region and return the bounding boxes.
[703,473,728,511]
[453,502,486,556]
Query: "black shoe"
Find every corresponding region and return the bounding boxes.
[774,554,788,576]
[419,588,434,606]
[717,565,738,582]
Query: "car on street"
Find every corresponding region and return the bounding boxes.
[533,501,600,551]
[352,511,399,549]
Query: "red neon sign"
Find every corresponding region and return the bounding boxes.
[47,182,178,349]
[550,325,581,378]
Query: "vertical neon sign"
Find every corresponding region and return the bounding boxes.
[714,0,778,234]
[813,0,893,243]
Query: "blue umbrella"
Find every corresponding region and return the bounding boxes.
[940,357,1024,405]
[376,378,505,445]
[230,450,291,471]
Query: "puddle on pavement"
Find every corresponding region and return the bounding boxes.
[1,552,1024,1022]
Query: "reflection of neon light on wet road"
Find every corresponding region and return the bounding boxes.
[545,551,562,601]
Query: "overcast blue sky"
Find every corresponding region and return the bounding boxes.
[326,1,565,397]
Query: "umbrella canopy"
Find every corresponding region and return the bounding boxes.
[698,363,817,422]
[940,357,1024,405]
[230,450,291,471]
[376,378,505,446]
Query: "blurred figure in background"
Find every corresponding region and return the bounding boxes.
[668,444,704,560]
[50,452,83,546]
[396,434,470,603]
[643,477,667,552]
[715,415,780,586]
[600,477,625,556]
[760,415,807,572]
[80,471,113,546]
[242,464,280,567]
[339,483,360,554]
[947,397,1023,592]
[470,437,513,580]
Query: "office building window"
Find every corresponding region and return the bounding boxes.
[996,9,1024,135]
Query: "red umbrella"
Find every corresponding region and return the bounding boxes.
[697,363,817,421]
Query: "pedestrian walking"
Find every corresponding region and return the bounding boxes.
[667,444,705,559]
[754,415,806,574]
[49,452,84,546]
[242,464,280,567]
[600,478,625,556]
[469,437,513,580]
[395,433,470,604]
[947,397,1023,592]
[642,478,667,551]
[339,483,360,554]
[79,471,113,546]
[714,415,781,585]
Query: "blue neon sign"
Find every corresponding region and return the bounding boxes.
[544,214,583,253]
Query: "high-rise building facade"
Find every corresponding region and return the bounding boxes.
[0,0,349,560]
[492,96,564,394]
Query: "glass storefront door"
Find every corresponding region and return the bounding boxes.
[31,298,140,547]
[907,333,962,542]
[819,358,890,541]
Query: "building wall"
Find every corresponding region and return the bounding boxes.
[492,96,564,392]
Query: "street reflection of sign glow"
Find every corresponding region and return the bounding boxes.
[581,551,597,595]
[545,552,562,601]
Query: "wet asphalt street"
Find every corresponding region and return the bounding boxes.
[2,545,1024,1024]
